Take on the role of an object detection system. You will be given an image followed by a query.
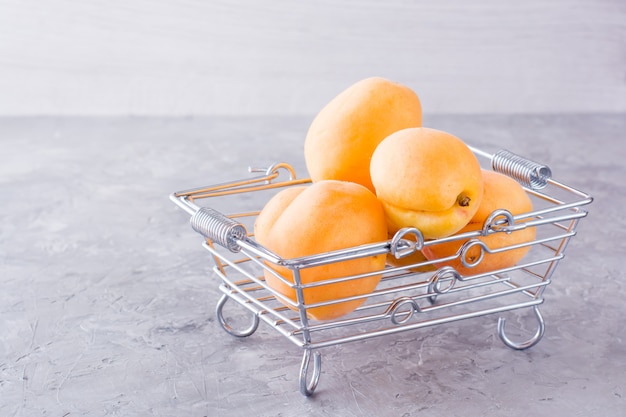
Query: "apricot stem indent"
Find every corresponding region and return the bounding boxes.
[457,194,471,207]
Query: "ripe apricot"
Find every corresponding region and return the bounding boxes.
[370,127,484,240]
[304,77,422,192]
[422,170,536,275]
[254,180,388,321]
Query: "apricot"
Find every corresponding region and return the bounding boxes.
[422,170,536,275]
[370,127,484,240]
[304,77,422,192]
[254,180,388,321]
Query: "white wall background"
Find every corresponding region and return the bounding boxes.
[0,0,624,116]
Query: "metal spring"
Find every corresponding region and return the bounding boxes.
[190,207,248,253]
[491,149,552,190]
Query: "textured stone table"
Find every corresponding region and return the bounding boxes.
[1,114,624,416]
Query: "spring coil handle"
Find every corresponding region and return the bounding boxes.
[190,207,248,253]
[491,149,552,190]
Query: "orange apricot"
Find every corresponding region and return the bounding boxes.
[254,180,388,321]
[370,127,484,240]
[304,77,422,192]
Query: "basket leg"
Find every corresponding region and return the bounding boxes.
[215,293,259,338]
[299,350,322,396]
[497,305,545,350]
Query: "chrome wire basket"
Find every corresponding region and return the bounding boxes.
[170,147,592,396]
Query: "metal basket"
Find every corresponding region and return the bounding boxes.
[170,147,592,396]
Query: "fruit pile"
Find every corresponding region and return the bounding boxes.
[254,77,535,321]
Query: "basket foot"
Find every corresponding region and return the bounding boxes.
[216,294,259,337]
[299,350,322,397]
[497,305,545,350]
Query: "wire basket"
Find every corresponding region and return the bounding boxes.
[170,147,592,396]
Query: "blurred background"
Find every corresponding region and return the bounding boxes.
[0,0,624,116]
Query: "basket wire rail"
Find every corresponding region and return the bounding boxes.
[170,149,592,396]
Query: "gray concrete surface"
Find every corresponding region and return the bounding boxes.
[1,114,624,416]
